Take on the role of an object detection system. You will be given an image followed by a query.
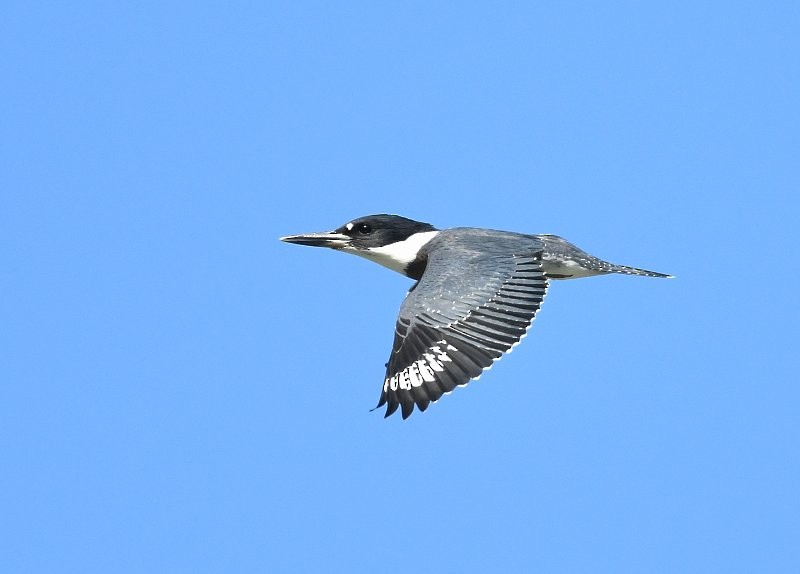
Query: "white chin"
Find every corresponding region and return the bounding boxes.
[345,231,439,275]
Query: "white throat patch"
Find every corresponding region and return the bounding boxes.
[345,230,439,275]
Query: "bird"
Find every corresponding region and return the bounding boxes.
[280,214,671,419]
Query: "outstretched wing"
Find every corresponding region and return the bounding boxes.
[376,230,549,419]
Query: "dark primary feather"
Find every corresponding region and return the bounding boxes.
[376,228,549,419]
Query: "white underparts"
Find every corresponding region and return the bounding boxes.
[345,230,440,275]
[540,258,604,279]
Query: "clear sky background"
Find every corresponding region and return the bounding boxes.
[3,2,798,572]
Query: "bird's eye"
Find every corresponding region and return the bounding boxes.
[356,223,372,235]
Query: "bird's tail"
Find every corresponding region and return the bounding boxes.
[535,234,673,279]
[605,264,673,279]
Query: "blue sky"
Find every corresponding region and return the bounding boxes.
[3,2,798,572]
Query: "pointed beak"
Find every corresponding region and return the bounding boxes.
[279,231,351,249]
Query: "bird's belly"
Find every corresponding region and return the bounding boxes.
[541,259,605,279]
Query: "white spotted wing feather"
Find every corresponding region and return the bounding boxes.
[376,229,549,418]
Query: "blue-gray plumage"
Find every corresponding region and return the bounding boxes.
[281,214,671,419]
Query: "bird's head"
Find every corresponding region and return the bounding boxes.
[280,214,439,277]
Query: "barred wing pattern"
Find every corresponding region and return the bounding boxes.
[376,230,549,418]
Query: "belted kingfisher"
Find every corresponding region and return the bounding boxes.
[281,214,671,419]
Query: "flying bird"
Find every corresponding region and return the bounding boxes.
[281,214,671,419]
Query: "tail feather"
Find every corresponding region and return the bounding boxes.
[535,235,672,279]
[607,264,673,279]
